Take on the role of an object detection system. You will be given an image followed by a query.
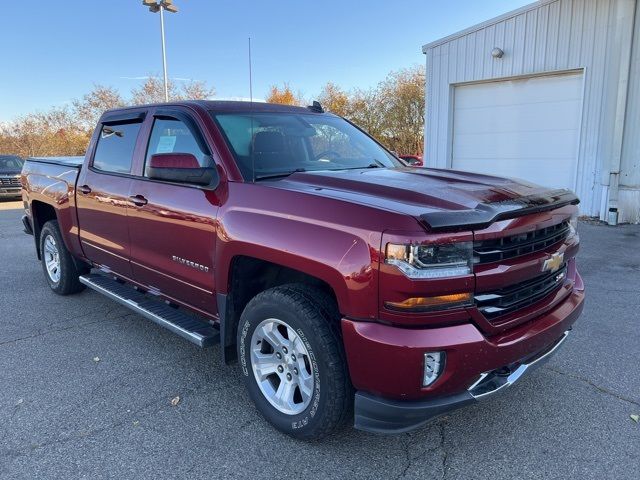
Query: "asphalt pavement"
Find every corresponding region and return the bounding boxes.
[1,200,639,479]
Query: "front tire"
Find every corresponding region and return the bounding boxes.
[237,284,352,440]
[39,220,87,295]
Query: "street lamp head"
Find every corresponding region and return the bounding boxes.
[142,0,178,13]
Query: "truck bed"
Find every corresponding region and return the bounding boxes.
[26,156,84,168]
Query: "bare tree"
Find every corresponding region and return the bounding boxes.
[130,76,178,105]
[72,85,125,130]
[130,76,216,104]
[177,80,215,100]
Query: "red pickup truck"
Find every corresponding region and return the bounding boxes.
[21,101,584,439]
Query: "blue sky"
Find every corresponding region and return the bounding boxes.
[0,0,530,122]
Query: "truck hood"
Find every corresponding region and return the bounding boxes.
[269,167,579,232]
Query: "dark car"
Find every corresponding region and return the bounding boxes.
[21,101,584,440]
[0,155,24,199]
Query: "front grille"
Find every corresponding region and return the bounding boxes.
[474,221,570,264]
[0,176,20,186]
[475,265,567,321]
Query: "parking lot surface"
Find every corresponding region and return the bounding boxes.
[1,201,639,479]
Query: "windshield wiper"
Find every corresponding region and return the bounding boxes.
[254,168,306,181]
[340,162,385,171]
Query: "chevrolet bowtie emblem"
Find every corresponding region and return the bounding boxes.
[542,252,564,273]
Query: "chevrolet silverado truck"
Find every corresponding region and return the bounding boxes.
[21,101,584,439]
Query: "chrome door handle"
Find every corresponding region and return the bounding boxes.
[128,195,148,207]
[78,185,92,194]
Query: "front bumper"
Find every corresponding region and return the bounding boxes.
[342,275,584,434]
[355,330,569,433]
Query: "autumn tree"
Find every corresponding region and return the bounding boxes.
[0,107,88,158]
[314,68,425,154]
[266,83,303,106]
[130,76,215,104]
[72,84,125,131]
[318,82,349,116]
[377,66,425,155]
[0,76,217,158]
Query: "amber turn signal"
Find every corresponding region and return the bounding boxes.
[385,293,472,312]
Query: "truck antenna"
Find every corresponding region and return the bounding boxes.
[248,37,253,103]
[249,36,255,183]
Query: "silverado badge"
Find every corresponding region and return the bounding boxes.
[542,252,564,273]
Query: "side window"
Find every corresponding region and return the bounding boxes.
[145,118,208,176]
[92,122,141,174]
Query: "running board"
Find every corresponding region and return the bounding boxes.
[79,273,220,348]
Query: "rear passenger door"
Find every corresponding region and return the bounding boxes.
[76,112,146,277]
[127,108,221,315]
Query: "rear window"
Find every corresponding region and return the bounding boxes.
[92,122,141,174]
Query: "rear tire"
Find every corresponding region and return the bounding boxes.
[39,220,88,295]
[237,284,352,440]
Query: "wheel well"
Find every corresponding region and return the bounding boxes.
[222,256,340,363]
[31,201,58,259]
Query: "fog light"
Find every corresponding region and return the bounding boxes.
[423,351,445,386]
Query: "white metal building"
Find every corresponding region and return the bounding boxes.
[423,0,640,223]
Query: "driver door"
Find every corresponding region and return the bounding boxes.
[127,109,222,315]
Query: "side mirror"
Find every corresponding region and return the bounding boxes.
[147,153,219,187]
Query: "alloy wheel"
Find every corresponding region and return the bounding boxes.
[250,318,315,415]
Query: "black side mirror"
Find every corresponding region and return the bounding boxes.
[147,153,219,188]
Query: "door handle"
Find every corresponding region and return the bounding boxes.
[78,185,92,195]
[128,194,148,207]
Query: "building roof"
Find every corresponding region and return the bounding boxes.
[422,0,554,52]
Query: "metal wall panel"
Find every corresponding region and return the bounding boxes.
[620,1,640,222]
[424,0,638,219]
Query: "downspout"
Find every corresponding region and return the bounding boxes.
[422,46,430,168]
[607,0,637,223]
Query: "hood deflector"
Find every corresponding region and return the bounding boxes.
[420,189,580,232]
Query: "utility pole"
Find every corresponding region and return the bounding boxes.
[142,0,179,102]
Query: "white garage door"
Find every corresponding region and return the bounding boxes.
[451,72,583,189]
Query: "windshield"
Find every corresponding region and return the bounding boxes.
[0,156,24,170]
[211,112,401,180]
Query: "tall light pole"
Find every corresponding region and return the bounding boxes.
[142,0,178,102]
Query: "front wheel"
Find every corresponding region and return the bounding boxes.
[238,284,352,440]
[39,220,88,295]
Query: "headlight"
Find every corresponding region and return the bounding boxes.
[385,241,474,279]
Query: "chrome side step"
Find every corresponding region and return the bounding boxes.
[79,273,220,348]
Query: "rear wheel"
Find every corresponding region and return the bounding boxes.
[238,284,352,440]
[39,220,87,295]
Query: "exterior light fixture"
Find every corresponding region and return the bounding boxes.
[142,0,179,102]
[491,47,504,58]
